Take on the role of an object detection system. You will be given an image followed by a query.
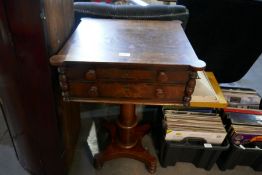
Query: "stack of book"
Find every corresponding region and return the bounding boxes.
[222,87,262,146]
[164,108,227,145]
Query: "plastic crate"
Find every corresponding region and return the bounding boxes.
[217,86,262,171]
[151,106,230,170]
[159,139,229,170]
[217,140,262,171]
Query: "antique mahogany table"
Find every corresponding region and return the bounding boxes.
[50,18,206,173]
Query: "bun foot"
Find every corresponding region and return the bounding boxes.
[146,161,157,174]
[94,157,103,170]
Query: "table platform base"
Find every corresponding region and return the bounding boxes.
[94,104,157,174]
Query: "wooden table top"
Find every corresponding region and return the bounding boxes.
[50,18,205,70]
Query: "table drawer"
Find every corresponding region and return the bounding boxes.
[65,66,190,83]
[96,68,155,81]
[156,70,190,83]
[68,82,186,100]
[66,67,155,82]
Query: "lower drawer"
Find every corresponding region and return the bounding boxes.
[68,82,186,101]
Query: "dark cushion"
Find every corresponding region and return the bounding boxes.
[74,2,189,28]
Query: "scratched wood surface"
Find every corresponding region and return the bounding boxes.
[50,18,205,70]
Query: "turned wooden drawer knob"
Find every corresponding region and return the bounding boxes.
[85,69,96,80]
[59,75,67,82]
[88,86,98,97]
[155,88,165,98]
[59,82,68,91]
[158,71,168,82]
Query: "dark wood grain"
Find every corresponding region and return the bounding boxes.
[68,82,186,102]
[0,0,66,174]
[0,2,42,173]
[65,64,191,84]
[44,0,74,54]
[50,18,206,70]
[51,19,205,106]
[57,98,80,168]
[94,104,157,173]
[50,19,206,173]
[1,0,77,175]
